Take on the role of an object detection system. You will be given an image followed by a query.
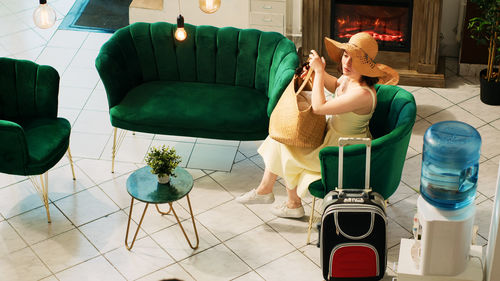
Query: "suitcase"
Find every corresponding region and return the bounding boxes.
[317,137,387,281]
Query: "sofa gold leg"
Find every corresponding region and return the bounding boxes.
[29,172,51,223]
[67,147,76,180]
[306,197,316,244]
[111,128,127,173]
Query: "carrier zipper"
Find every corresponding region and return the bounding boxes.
[323,205,387,227]
[324,204,387,223]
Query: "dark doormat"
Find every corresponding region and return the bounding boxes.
[59,0,132,33]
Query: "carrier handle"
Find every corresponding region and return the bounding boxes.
[338,137,371,192]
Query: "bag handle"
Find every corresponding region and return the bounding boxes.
[296,67,314,94]
[337,137,371,192]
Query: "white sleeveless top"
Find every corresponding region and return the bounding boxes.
[331,85,376,136]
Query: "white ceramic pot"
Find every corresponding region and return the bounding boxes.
[157,174,170,184]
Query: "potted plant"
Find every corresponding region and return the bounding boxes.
[468,0,500,105]
[145,145,182,184]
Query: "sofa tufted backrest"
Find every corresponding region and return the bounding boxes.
[99,22,297,94]
[0,58,59,121]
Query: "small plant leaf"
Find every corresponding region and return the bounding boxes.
[145,145,182,176]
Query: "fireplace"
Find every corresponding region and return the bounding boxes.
[301,0,444,87]
[331,0,413,52]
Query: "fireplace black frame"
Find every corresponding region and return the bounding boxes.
[330,0,413,52]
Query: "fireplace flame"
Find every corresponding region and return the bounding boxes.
[337,17,405,43]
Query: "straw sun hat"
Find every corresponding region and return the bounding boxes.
[324,32,399,85]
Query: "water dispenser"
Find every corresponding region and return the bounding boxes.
[420,121,481,210]
[397,121,484,280]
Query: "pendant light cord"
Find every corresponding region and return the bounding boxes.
[178,0,182,14]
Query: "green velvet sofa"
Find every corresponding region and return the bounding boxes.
[95,22,299,170]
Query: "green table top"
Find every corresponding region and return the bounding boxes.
[126,166,194,204]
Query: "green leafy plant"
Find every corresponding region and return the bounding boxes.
[468,0,500,82]
[145,145,182,177]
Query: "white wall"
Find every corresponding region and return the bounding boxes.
[291,0,301,35]
[439,0,466,57]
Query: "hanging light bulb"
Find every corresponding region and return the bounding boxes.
[33,0,56,29]
[199,0,221,14]
[175,14,187,41]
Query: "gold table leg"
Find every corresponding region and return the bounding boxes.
[168,195,199,249]
[125,195,199,250]
[156,204,172,215]
[125,198,149,250]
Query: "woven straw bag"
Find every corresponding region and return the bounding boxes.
[269,68,326,148]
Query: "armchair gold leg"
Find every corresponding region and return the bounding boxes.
[111,128,127,173]
[125,198,149,250]
[29,172,51,223]
[170,195,199,249]
[67,147,76,180]
[112,128,117,173]
[306,196,316,244]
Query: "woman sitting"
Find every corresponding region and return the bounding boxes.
[236,32,399,218]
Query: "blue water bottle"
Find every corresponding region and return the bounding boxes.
[420,121,481,210]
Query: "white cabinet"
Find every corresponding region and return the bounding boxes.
[130,0,295,36]
[249,0,287,34]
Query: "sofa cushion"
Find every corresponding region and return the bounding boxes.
[110,81,269,139]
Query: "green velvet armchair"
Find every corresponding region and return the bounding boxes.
[306,85,417,243]
[95,22,299,172]
[0,58,75,223]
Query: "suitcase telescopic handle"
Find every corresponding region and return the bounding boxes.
[338,137,371,192]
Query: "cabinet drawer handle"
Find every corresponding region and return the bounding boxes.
[263,18,272,22]
[262,5,272,9]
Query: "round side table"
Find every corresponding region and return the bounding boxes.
[125,166,199,250]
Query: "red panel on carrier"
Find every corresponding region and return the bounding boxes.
[330,244,379,278]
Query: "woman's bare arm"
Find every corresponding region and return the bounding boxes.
[323,72,338,93]
[312,86,373,116]
[311,71,327,111]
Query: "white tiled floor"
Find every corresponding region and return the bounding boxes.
[1,1,500,280]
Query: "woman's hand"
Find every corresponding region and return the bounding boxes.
[308,50,326,73]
